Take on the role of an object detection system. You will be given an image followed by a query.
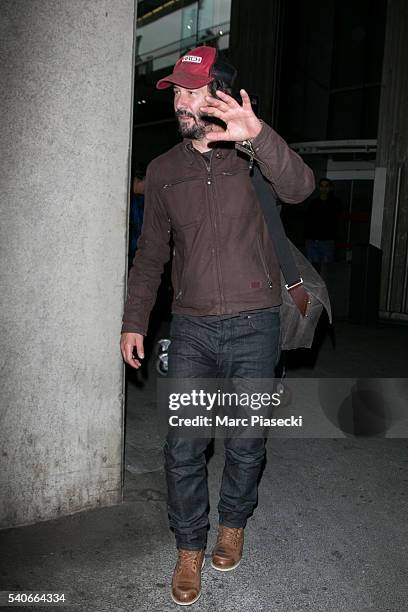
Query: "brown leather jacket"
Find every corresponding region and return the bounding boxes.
[122,122,315,335]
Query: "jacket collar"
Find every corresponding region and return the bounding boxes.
[182,139,234,160]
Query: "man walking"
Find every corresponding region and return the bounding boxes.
[121,46,314,606]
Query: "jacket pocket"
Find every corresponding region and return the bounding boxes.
[217,171,257,217]
[162,176,204,228]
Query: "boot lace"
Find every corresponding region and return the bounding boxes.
[176,549,202,574]
[218,527,242,547]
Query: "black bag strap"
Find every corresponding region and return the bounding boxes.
[251,163,302,290]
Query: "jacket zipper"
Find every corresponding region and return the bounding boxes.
[257,235,273,288]
[173,247,183,301]
[201,151,225,312]
[175,267,186,301]
[236,140,257,169]
[162,176,201,189]
[219,169,249,177]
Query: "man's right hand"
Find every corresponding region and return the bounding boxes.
[120,332,145,369]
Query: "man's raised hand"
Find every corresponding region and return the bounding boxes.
[200,89,262,143]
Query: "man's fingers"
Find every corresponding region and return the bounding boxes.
[240,89,252,110]
[200,106,226,120]
[125,348,141,368]
[203,96,231,112]
[135,336,145,359]
[125,344,134,361]
[210,89,236,106]
[121,346,140,369]
[128,357,142,369]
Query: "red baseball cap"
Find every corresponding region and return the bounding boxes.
[156,46,217,90]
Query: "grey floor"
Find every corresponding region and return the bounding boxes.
[1,320,408,612]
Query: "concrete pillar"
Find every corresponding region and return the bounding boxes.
[376,0,408,318]
[0,0,136,528]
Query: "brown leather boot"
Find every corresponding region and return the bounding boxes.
[211,525,244,571]
[171,548,205,606]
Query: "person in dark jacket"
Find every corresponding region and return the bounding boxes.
[128,164,146,270]
[120,46,314,606]
[305,178,341,268]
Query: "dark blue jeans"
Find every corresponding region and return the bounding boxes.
[164,309,281,550]
[305,239,335,263]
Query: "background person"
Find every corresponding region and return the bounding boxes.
[128,164,146,270]
[305,177,341,269]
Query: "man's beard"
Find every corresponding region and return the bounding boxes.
[175,110,208,140]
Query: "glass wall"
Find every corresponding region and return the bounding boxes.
[278,0,387,143]
[136,0,231,72]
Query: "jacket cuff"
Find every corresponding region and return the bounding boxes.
[235,122,277,162]
[121,322,147,335]
[250,121,278,153]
